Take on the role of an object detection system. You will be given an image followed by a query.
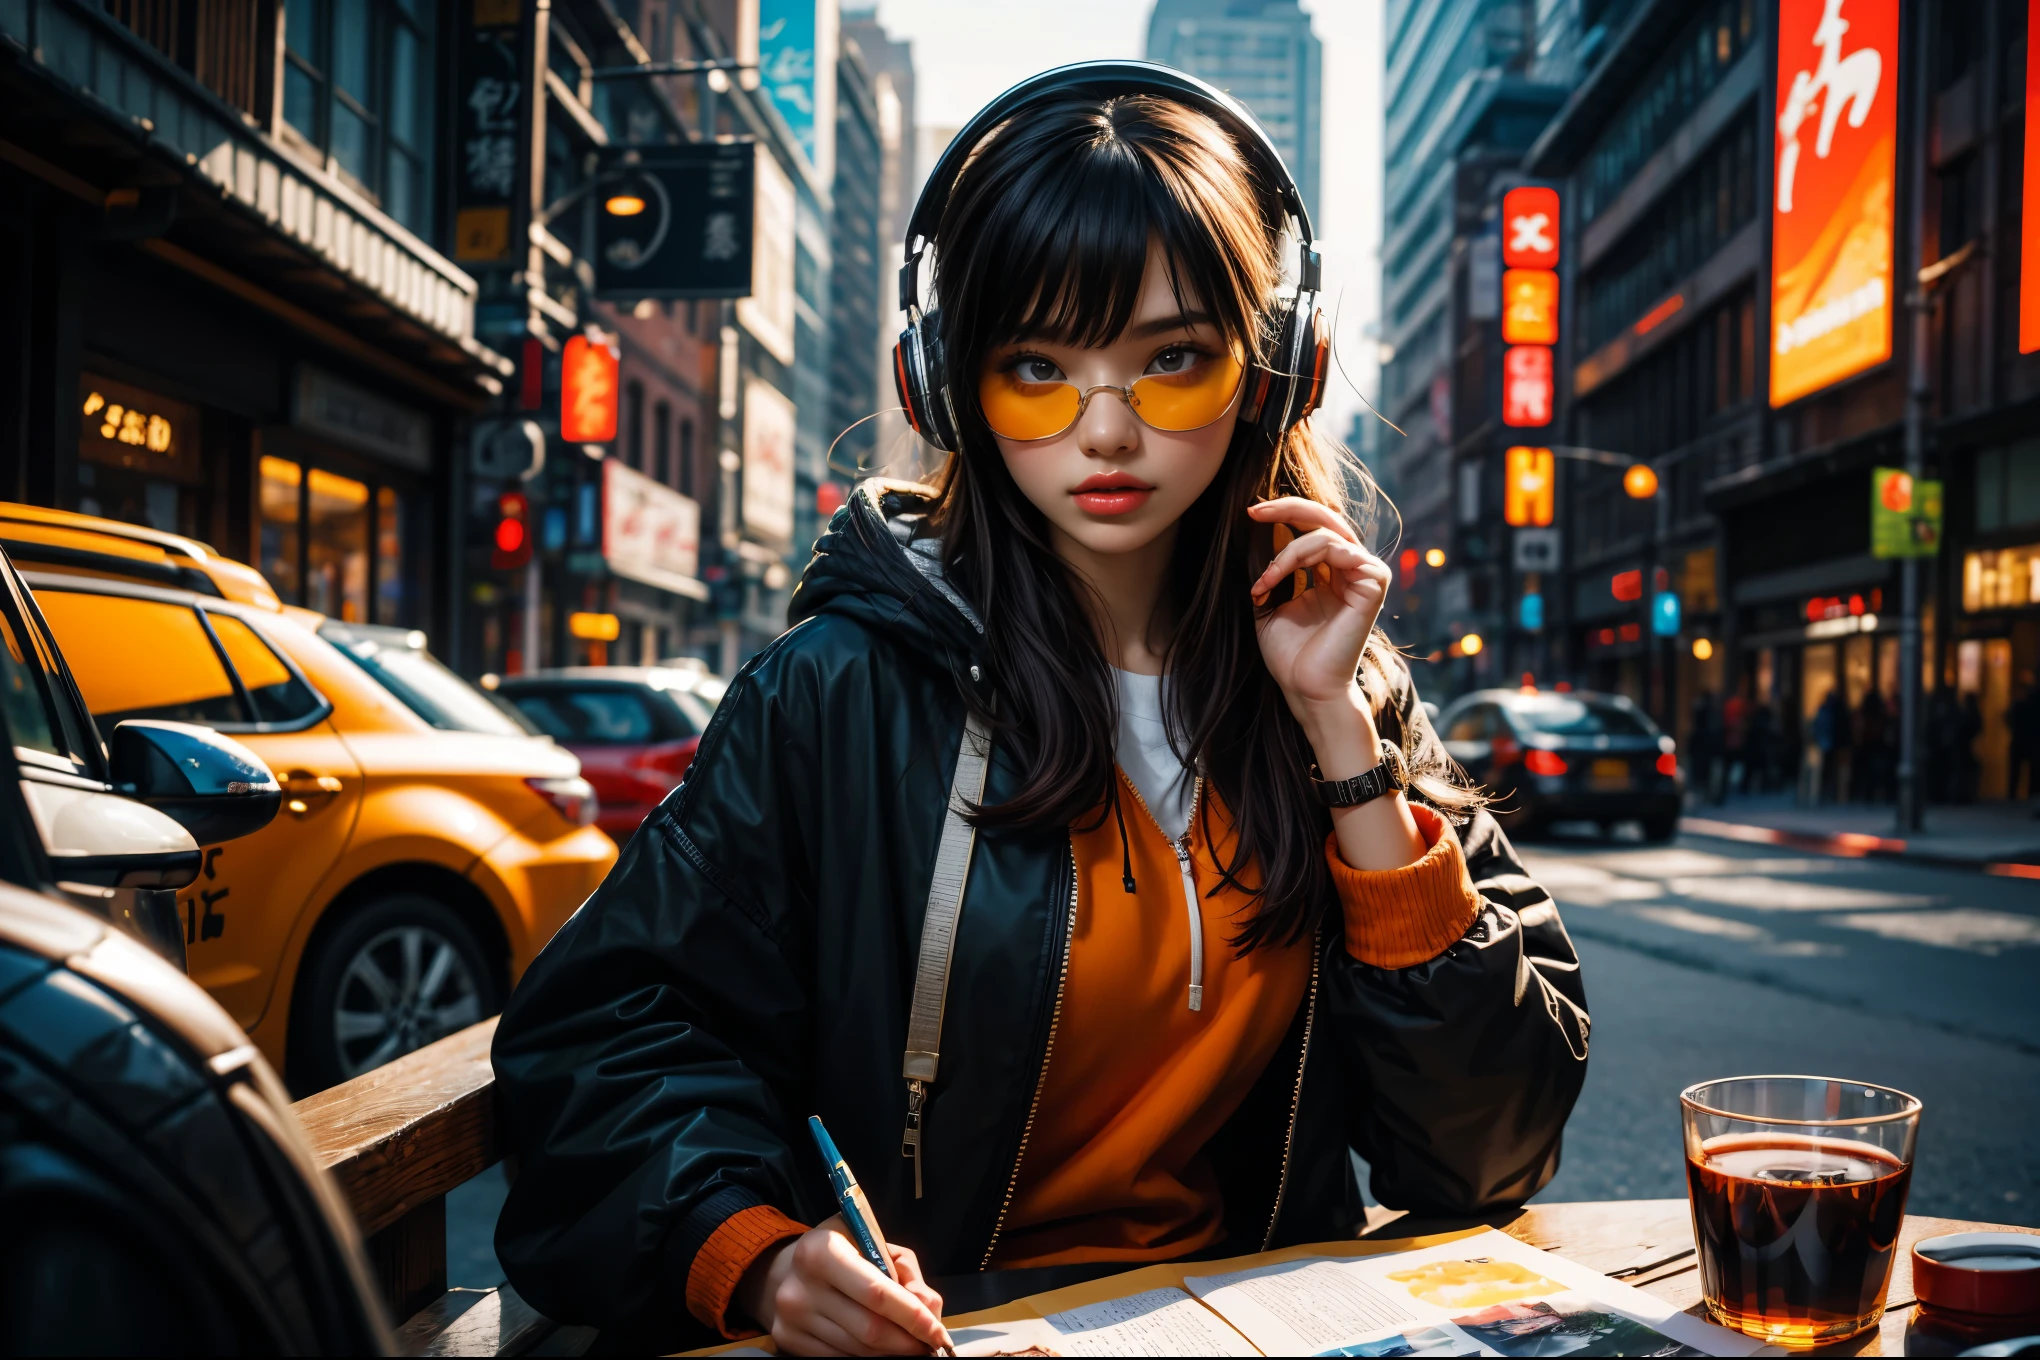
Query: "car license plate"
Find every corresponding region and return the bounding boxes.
[1590,758,1630,790]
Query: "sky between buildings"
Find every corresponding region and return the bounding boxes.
[865,0,1387,444]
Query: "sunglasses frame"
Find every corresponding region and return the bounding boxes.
[978,357,1248,443]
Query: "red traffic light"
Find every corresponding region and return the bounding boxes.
[492,491,532,571]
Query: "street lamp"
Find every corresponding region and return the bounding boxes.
[1623,463,1659,499]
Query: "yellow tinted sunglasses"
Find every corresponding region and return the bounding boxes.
[978,348,1246,442]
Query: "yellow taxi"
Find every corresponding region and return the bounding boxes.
[0,504,618,1090]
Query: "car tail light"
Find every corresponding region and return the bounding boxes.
[1656,751,1678,777]
[527,776,598,826]
[1524,748,1568,776]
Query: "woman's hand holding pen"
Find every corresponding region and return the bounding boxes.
[736,1214,950,1356]
[1247,498,1426,871]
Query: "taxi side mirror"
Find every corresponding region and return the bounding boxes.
[111,721,283,845]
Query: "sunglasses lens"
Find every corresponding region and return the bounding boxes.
[979,369,1081,441]
[1129,351,1246,432]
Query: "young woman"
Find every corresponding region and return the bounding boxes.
[492,65,1588,1356]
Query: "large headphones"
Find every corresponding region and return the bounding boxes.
[891,60,1330,455]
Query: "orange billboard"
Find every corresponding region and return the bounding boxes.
[1770,0,1898,407]
[2023,0,2040,352]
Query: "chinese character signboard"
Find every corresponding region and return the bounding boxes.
[1870,466,1943,558]
[1496,184,1560,429]
[1502,345,1553,427]
[1771,0,1898,406]
[561,334,620,444]
[1504,446,1555,526]
[1501,269,1559,345]
[1501,187,1560,269]
[594,142,757,300]
[453,0,524,263]
[742,376,796,543]
[604,458,702,594]
[2022,0,2040,351]
[758,0,837,178]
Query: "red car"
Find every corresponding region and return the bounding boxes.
[495,665,726,844]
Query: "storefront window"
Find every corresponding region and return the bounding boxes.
[375,486,404,623]
[260,456,303,601]
[1962,543,2040,611]
[307,468,370,622]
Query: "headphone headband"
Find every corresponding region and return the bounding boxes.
[901,60,1314,309]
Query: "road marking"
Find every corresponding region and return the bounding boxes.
[1821,909,2040,954]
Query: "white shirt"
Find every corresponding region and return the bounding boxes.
[1114,668,1192,841]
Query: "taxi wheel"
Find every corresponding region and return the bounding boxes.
[293,895,500,1092]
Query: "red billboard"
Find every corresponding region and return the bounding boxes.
[1502,346,1553,427]
[1770,0,1898,407]
[1501,186,1561,269]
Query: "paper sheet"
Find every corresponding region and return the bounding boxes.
[951,1286,1260,1357]
[1184,1230,1770,1358]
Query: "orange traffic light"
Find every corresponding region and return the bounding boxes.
[1504,445,1555,527]
[1623,462,1659,499]
[492,491,532,571]
[561,333,620,444]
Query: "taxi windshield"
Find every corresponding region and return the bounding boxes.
[319,621,530,736]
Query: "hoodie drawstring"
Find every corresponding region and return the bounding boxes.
[1111,791,1137,894]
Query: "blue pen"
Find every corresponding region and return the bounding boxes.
[808,1114,896,1278]
[808,1116,955,1355]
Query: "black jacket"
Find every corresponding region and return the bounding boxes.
[491,484,1589,1349]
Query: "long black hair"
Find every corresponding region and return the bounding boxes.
[923,94,1478,949]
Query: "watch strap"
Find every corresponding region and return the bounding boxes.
[1313,740,1408,809]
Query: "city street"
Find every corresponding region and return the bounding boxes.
[1524,830,2040,1228]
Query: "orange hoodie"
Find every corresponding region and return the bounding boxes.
[684,775,1483,1334]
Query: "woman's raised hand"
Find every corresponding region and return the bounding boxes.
[735,1215,950,1356]
[1246,498,1391,718]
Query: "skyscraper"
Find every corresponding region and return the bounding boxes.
[1144,0,1322,224]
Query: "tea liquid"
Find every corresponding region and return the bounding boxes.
[1687,1134,1911,1346]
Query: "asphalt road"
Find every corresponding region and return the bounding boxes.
[1521,828,2040,1228]
[445,826,2040,1291]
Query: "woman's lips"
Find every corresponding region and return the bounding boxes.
[1071,475,1153,516]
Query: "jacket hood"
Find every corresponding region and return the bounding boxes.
[788,480,985,673]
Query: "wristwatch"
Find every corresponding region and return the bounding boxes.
[1312,740,1410,808]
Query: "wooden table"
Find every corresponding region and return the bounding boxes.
[1361,1199,2040,1355]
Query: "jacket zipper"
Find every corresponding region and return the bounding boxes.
[1261,931,1321,1251]
[1120,771,1207,1011]
[979,846,1078,1269]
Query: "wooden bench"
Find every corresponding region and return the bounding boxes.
[291,1017,595,1357]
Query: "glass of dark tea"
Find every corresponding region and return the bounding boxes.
[1682,1076,1921,1348]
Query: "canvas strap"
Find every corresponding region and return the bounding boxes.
[900,711,991,1195]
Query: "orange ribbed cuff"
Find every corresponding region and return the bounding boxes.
[1326,804,1482,969]
[684,1203,808,1338]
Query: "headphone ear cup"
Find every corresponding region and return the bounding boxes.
[894,318,960,454]
[1298,307,1330,424]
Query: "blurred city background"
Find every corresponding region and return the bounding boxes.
[2,0,2036,1293]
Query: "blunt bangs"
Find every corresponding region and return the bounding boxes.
[932,96,1278,382]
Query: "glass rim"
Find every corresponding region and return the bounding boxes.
[1679,1074,1922,1128]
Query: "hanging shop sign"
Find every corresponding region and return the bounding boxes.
[593,142,757,301]
[1504,445,1555,526]
[603,457,704,596]
[737,146,797,367]
[741,376,796,544]
[1501,270,1559,345]
[452,0,525,262]
[561,334,621,444]
[1770,0,1898,406]
[1869,466,1942,558]
[78,375,200,483]
[1502,345,1553,427]
[1501,186,1561,269]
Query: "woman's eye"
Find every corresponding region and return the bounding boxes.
[1012,357,1065,385]
[1148,346,1205,376]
